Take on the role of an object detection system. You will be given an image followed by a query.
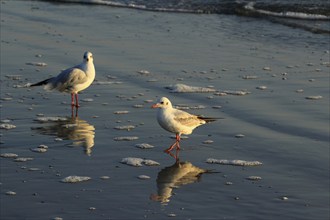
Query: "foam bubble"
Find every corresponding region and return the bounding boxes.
[14,157,34,162]
[30,147,48,153]
[113,136,139,141]
[121,157,160,167]
[34,117,68,122]
[246,176,262,181]
[6,191,17,196]
[256,86,267,90]
[137,175,151,180]
[100,176,110,180]
[206,158,262,166]
[203,140,214,144]
[0,153,18,158]
[215,90,250,96]
[0,124,16,130]
[61,176,91,183]
[166,83,216,93]
[135,143,155,149]
[81,98,94,102]
[305,95,322,100]
[114,125,135,131]
[114,110,129,114]
[242,75,258,79]
[25,62,47,67]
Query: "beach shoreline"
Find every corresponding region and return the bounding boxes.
[1,1,329,219]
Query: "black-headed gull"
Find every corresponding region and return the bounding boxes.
[31,51,95,108]
[152,97,217,158]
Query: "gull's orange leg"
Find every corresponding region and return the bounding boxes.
[176,135,181,151]
[164,141,178,153]
[75,93,80,108]
[71,106,78,118]
[167,149,180,161]
[174,146,180,161]
[166,142,181,161]
[164,134,181,160]
[71,93,75,107]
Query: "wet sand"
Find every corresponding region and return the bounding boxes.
[1,1,329,219]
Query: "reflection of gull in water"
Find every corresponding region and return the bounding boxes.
[151,161,208,203]
[32,116,95,155]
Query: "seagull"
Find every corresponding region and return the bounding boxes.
[30,51,95,108]
[151,97,217,158]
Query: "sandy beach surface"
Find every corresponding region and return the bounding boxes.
[1,0,329,219]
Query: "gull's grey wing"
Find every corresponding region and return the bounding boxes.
[53,68,88,92]
[173,109,205,127]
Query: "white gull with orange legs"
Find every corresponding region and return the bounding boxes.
[152,97,217,159]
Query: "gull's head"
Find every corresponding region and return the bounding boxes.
[83,51,93,62]
[151,97,172,109]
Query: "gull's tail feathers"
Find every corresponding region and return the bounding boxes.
[197,116,224,123]
[30,78,52,87]
[30,78,57,91]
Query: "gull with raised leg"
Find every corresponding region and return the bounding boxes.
[151,97,218,159]
[30,51,95,108]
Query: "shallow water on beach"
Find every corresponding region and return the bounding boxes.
[42,0,330,33]
[1,1,329,219]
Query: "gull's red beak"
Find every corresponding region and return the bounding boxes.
[151,103,160,108]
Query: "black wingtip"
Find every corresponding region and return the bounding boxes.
[30,78,51,87]
[198,116,224,123]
